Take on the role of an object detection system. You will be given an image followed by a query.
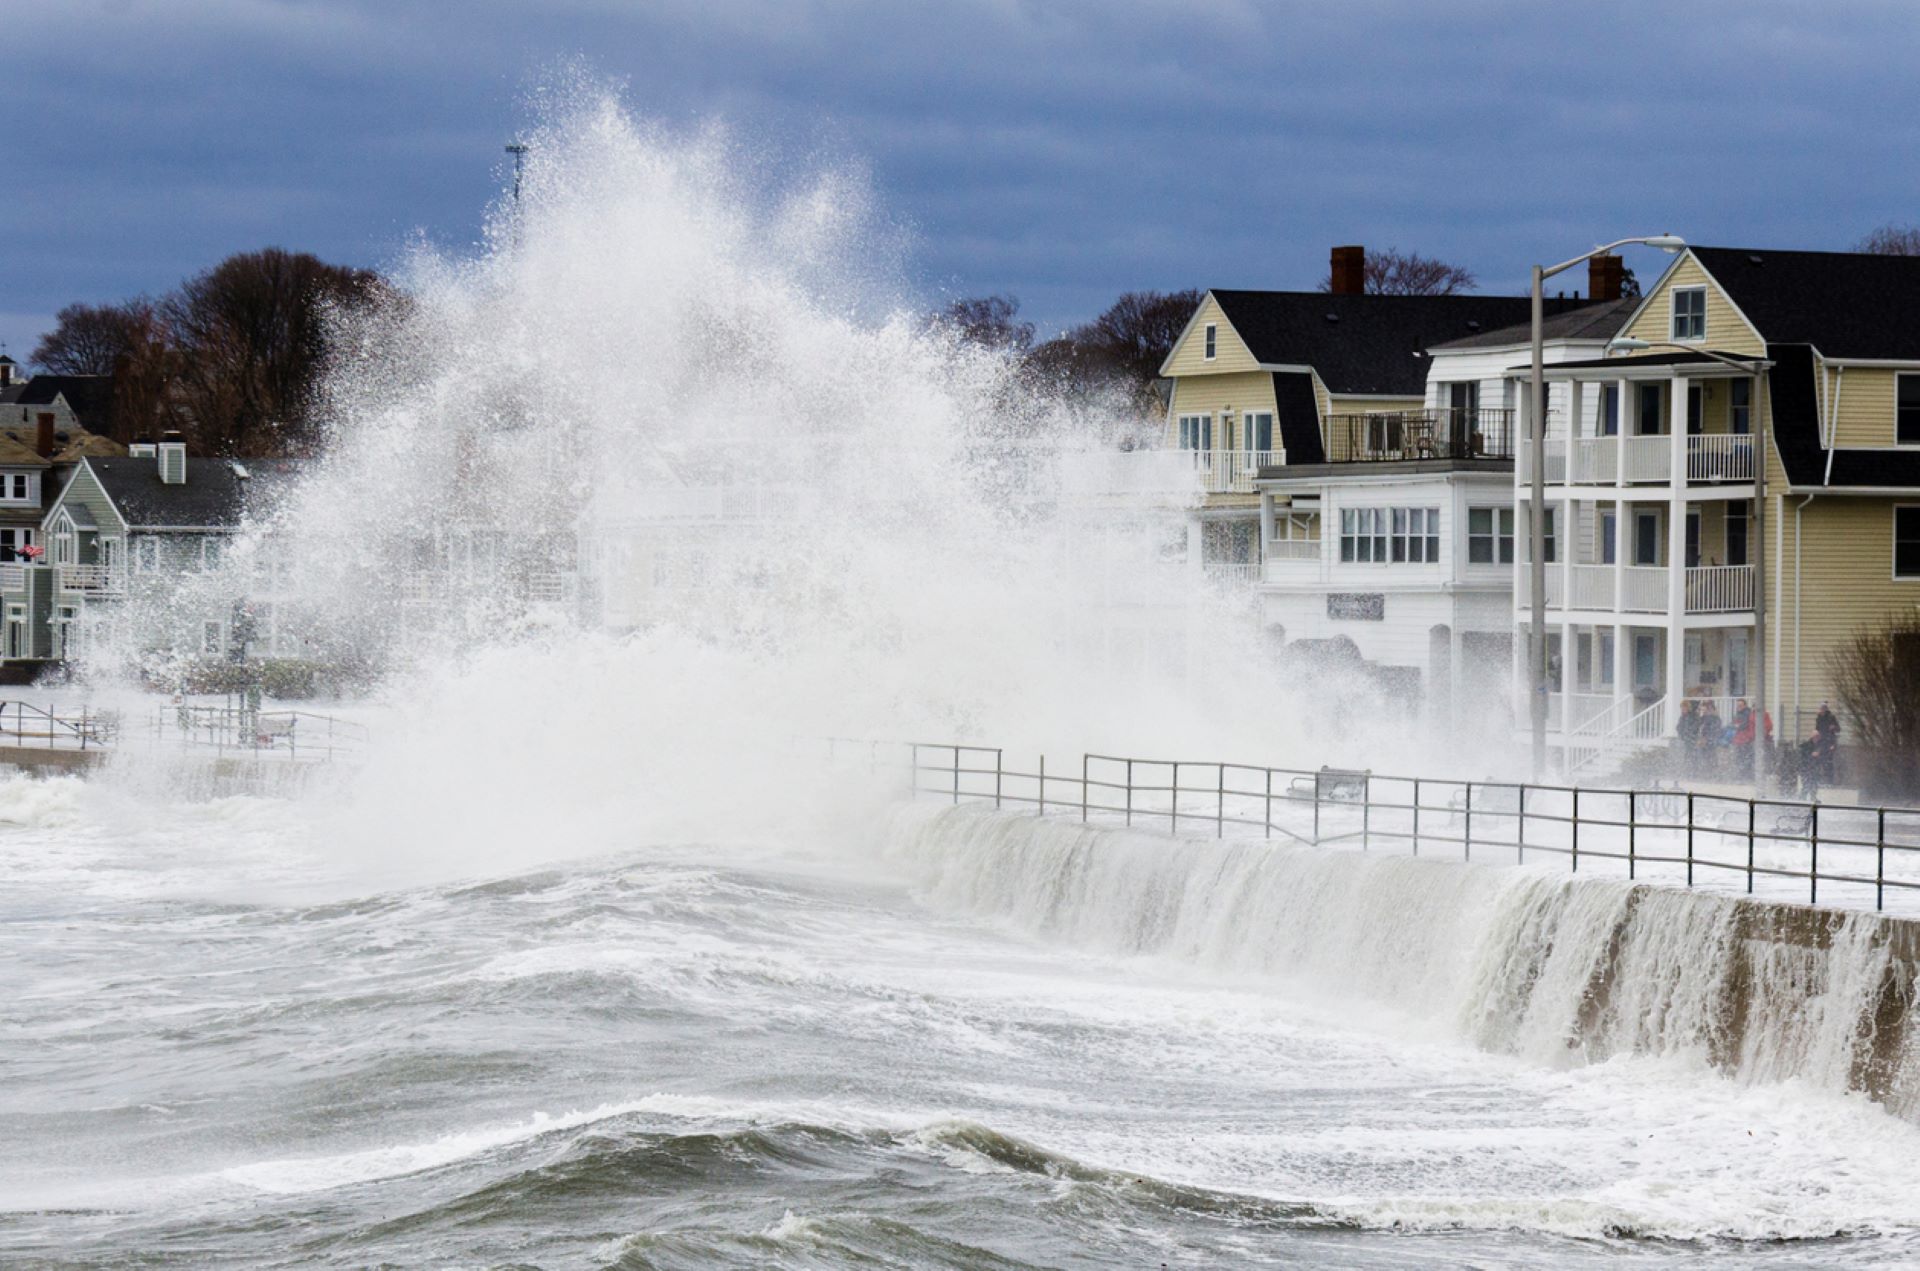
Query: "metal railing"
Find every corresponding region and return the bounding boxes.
[154,705,367,762]
[0,701,118,749]
[1323,409,1515,464]
[886,741,1920,913]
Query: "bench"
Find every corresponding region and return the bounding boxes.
[1289,766,1370,802]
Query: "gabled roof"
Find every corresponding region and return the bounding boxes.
[1429,297,1640,353]
[15,375,114,432]
[1204,290,1587,396]
[83,456,297,529]
[1689,246,1920,360]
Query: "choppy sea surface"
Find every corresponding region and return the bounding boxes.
[6,777,1920,1269]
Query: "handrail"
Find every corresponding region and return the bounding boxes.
[876,735,1916,915]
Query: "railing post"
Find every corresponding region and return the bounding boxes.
[1738,798,1753,891]
[995,749,1003,810]
[1264,769,1272,840]
[1463,782,1472,862]
[1571,787,1580,872]
[1081,754,1089,823]
[952,746,960,805]
[1362,780,1370,850]
[1517,784,1526,864]
[1038,753,1046,818]
[1216,765,1224,839]
[1171,761,1179,834]
[1878,808,1887,912]
[1125,759,1133,827]
[1685,792,1694,887]
[1628,791,1637,880]
[1411,778,1420,856]
[1810,803,1820,906]
[1313,774,1321,842]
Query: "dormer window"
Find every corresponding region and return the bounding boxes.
[1671,286,1706,341]
[1203,324,1217,360]
[0,474,30,504]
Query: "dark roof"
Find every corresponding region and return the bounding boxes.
[16,375,114,433]
[85,456,298,528]
[1207,290,1590,396]
[1690,246,1920,359]
[1766,343,1920,489]
[1271,372,1324,464]
[1430,297,1640,351]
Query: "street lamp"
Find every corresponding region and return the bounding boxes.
[1608,336,1772,790]
[505,140,530,207]
[1528,234,1686,777]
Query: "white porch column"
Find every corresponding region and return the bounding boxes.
[1663,373,1688,728]
[1612,498,1627,610]
[1613,621,1633,706]
[1615,377,1630,485]
[1258,491,1275,560]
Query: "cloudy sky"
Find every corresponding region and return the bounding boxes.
[2,0,1916,360]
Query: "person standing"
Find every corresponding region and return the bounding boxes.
[1676,700,1701,776]
[1731,699,1754,775]
[1813,702,1841,787]
[1698,700,1725,778]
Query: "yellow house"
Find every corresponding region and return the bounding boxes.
[1156,248,1571,582]
[1535,245,1920,755]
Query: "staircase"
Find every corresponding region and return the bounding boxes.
[1564,695,1668,782]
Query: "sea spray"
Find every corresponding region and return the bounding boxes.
[888,803,1920,1113]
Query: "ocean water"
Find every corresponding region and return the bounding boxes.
[7,781,1920,1269]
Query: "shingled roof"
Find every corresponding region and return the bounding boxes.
[85,457,297,529]
[1429,296,1640,352]
[15,375,114,434]
[1689,247,1920,359]
[1205,290,1595,396]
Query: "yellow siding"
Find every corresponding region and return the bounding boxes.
[1772,497,1920,720]
[1162,295,1261,376]
[1164,372,1278,447]
[1326,394,1423,415]
[1622,255,1766,357]
[1822,367,1913,448]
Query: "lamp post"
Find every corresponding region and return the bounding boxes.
[505,141,529,207]
[1528,235,1686,776]
[1609,336,1771,789]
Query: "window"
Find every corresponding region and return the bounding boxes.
[1685,510,1701,568]
[1177,414,1212,452]
[134,538,159,573]
[3,474,27,502]
[0,528,32,561]
[1340,508,1385,562]
[1687,386,1703,435]
[1203,324,1217,360]
[1727,502,1748,567]
[202,540,223,570]
[1672,286,1706,341]
[1731,378,1752,435]
[1466,506,1543,568]
[1637,383,1663,434]
[1387,507,1441,562]
[1468,506,1514,565]
[1897,507,1920,579]
[1900,375,1920,446]
[1599,631,1615,687]
[1242,411,1274,454]
[1363,415,1403,455]
[1601,511,1617,564]
[1602,386,1620,437]
[202,620,223,655]
[1635,510,1660,565]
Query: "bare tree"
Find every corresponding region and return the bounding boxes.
[931,294,1034,354]
[1026,289,1204,407]
[163,249,385,455]
[31,301,149,376]
[1829,613,1920,799]
[1318,247,1476,296]
[1857,225,1920,256]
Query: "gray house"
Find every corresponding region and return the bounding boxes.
[1,441,296,666]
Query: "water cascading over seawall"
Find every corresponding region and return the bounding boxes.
[886,804,1920,1117]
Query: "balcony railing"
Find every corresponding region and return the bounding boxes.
[57,564,124,595]
[1201,561,1260,585]
[1191,448,1284,494]
[1687,433,1756,483]
[1685,564,1755,613]
[0,565,24,593]
[1266,539,1321,561]
[1621,566,1668,613]
[1323,409,1514,464]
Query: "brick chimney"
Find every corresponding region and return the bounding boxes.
[1588,254,1625,302]
[34,412,54,459]
[1330,245,1366,296]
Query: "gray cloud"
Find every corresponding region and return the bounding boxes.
[1,0,1915,359]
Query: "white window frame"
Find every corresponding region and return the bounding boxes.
[1203,323,1217,361]
[1240,410,1274,455]
[1176,414,1212,452]
[1468,506,1513,565]
[1670,285,1707,342]
[133,537,159,574]
[1895,505,1920,581]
